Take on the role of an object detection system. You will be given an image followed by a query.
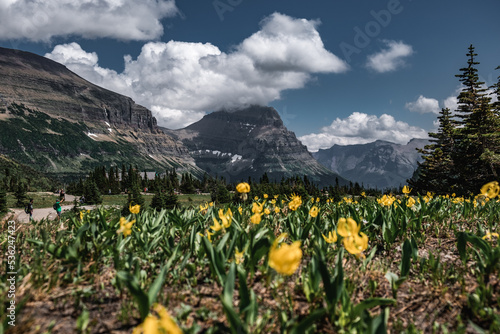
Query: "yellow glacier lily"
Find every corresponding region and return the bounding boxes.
[322,231,338,243]
[269,233,302,276]
[129,204,140,214]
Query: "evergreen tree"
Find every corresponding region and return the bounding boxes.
[212,184,231,204]
[83,179,102,205]
[150,189,167,212]
[409,108,458,194]
[121,164,129,192]
[180,173,196,194]
[454,45,499,192]
[14,181,28,207]
[108,167,121,194]
[164,189,179,209]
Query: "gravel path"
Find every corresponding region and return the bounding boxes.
[5,194,99,223]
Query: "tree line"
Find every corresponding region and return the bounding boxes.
[409,45,500,195]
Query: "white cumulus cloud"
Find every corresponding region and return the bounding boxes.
[405,95,440,114]
[0,0,177,41]
[45,13,349,129]
[298,112,429,152]
[443,95,458,113]
[366,40,413,73]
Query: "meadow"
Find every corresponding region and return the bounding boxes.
[0,184,499,333]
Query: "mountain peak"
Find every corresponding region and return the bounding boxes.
[167,105,346,186]
[191,105,283,129]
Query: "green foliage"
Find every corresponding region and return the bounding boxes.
[412,45,500,195]
[0,187,6,214]
[82,179,102,205]
[212,184,232,204]
[14,181,28,207]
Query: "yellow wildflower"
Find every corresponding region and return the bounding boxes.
[402,186,412,195]
[377,194,395,207]
[199,203,209,213]
[210,217,223,232]
[236,182,251,193]
[343,232,369,256]
[480,181,499,199]
[209,202,214,207]
[288,194,302,211]
[235,249,245,264]
[361,192,366,197]
[322,231,338,243]
[250,213,262,225]
[252,202,264,214]
[133,304,182,334]
[274,207,280,214]
[271,199,276,205]
[264,208,271,215]
[218,208,232,228]
[117,217,135,237]
[309,206,319,218]
[337,217,359,238]
[254,196,259,200]
[343,197,353,204]
[264,194,269,199]
[316,197,320,203]
[274,194,279,199]
[238,206,243,214]
[406,197,416,208]
[206,229,214,242]
[269,233,302,276]
[79,211,84,220]
[336,217,369,257]
[129,204,140,214]
[482,230,500,241]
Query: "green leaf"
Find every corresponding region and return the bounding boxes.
[400,239,412,277]
[116,271,150,320]
[289,308,326,334]
[456,232,468,262]
[147,264,169,307]
[369,307,389,334]
[352,298,395,319]
[223,263,236,306]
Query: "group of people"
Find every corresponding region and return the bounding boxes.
[25,189,64,222]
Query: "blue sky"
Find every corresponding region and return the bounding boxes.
[1,0,499,151]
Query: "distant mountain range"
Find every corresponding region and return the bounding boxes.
[163,106,348,186]
[312,139,430,189]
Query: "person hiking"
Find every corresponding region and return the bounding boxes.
[59,189,66,203]
[26,198,34,222]
[54,199,62,220]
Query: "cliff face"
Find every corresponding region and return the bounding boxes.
[164,105,348,186]
[0,47,158,131]
[0,47,200,179]
[312,139,430,189]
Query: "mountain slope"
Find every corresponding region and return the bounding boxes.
[0,47,200,180]
[312,139,430,189]
[164,105,348,186]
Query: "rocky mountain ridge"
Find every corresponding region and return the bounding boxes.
[312,138,430,189]
[0,47,200,180]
